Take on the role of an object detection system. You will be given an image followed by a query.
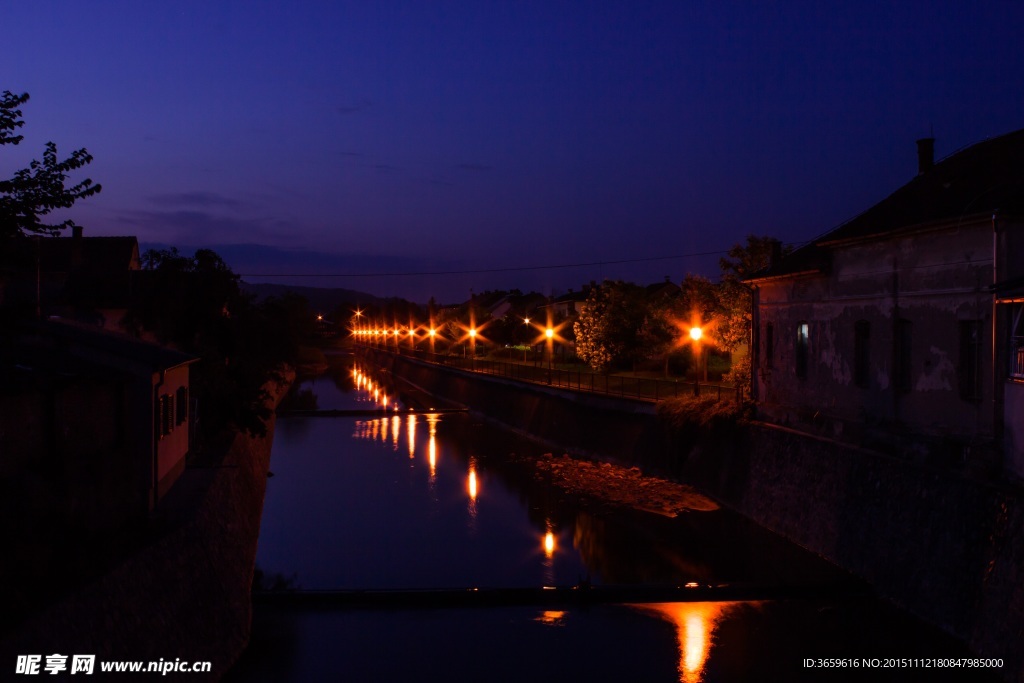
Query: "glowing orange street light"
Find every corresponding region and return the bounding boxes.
[545,326,555,377]
[687,324,708,382]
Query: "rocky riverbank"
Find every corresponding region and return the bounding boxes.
[531,452,719,516]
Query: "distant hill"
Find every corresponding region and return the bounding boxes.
[240,282,387,314]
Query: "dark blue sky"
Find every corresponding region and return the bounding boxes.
[5,2,1024,302]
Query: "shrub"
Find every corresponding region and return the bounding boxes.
[656,393,752,431]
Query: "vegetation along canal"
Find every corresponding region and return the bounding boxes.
[227,355,994,682]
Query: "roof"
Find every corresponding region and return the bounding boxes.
[37,235,140,273]
[29,319,197,373]
[750,128,1024,282]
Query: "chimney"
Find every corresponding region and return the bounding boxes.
[916,137,934,175]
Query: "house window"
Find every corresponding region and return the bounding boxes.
[176,386,189,426]
[854,321,870,388]
[795,322,809,379]
[154,393,176,438]
[959,320,982,401]
[1010,303,1024,380]
[765,322,774,369]
[894,319,912,393]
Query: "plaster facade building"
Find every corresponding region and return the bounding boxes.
[747,130,1024,476]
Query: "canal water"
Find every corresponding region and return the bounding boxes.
[227,357,993,682]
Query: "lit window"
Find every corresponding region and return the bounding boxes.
[795,322,809,379]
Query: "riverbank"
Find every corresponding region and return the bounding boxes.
[0,373,292,681]
[531,452,719,516]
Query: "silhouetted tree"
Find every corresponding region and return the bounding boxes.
[127,248,310,438]
[0,91,101,243]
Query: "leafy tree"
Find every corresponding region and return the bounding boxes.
[637,293,686,376]
[573,280,647,372]
[127,248,308,438]
[715,235,789,353]
[719,234,787,281]
[717,235,789,396]
[0,91,101,242]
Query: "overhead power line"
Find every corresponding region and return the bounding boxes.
[236,245,807,279]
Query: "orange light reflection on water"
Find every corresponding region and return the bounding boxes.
[631,602,734,683]
[407,414,416,459]
[426,414,439,479]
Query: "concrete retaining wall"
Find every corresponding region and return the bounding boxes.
[681,423,1024,681]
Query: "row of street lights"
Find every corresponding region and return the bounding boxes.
[351,313,562,372]
[350,308,711,380]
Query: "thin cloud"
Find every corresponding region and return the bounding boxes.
[116,209,285,245]
[147,191,243,208]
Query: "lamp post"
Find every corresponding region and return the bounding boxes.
[352,308,363,341]
[523,317,530,362]
[690,326,708,383]
[545,326,554,382]
[469,327,477,370]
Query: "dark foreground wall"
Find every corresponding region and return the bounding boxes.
[682,424,1024,682]
[0,378,288,682]
[374,351,1024,682]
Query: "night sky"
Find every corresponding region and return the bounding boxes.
[5,2,1024,303]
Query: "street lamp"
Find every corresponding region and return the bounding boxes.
[545,326,554,380]
[689,325,708,382]
[523,317,531,362]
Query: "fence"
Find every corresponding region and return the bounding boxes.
[360,342,739,403]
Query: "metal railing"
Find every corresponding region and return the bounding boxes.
[358,342,739,403]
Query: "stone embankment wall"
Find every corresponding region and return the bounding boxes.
[367,350,665,466]
[0,375,290,682]
[369,350,1024,682]
[681,423,1024,682]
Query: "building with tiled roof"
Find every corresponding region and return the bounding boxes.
[746,130,1024,476]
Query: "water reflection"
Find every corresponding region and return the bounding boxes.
[467,457,479,532]
[632,602,735,683]
[407,414,416,459]
[534,610,567,627]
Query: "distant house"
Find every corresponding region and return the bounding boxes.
[7,321,199,513]
[0,227,141,329]
[746,131,1024,475]
[645,276,681,301]
[537,286,593,322]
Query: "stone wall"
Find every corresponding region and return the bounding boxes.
[680,423,1024,681]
